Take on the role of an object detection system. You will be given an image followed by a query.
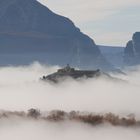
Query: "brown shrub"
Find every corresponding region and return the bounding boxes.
[120,117,136,126]
[104,113,120,125]
[27,108,41,119]
[47,110,66,121]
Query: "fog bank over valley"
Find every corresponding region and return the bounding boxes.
[0,62,140,139]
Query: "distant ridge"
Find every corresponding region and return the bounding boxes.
[99,45,124,68]
[124,32,140,65]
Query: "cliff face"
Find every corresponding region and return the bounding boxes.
[124,32,140,65]
[132,32,140,53]
[0,0,110,69]
[0,0,81,36]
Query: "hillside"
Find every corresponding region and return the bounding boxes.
[0,0,111,70]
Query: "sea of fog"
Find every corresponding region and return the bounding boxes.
[0,62,140,140]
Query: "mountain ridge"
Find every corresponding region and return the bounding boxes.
[124,32,140,65]
[0,0,112,70]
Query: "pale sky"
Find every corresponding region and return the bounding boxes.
[38,0,140,46]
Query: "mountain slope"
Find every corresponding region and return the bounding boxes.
[124,32,140,65]
[0,0,110,70]
[99,45,124,68]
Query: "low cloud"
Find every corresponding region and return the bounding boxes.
[0,62,140,139]
[0,62,140,113]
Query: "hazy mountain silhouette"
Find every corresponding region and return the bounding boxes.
[124,32,140,65]
[99,45,124,68]
[0,0,111,70]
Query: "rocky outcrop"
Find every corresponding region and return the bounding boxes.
[124,32,140,65]
[0,0,111,70]
[132,32,140,53]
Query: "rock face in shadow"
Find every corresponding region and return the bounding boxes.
[0,0,111,70]
[133,32,140,53]
[124,32,140,65]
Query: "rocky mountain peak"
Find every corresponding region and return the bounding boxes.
[0,0,112,70]
[124,32,140,65]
